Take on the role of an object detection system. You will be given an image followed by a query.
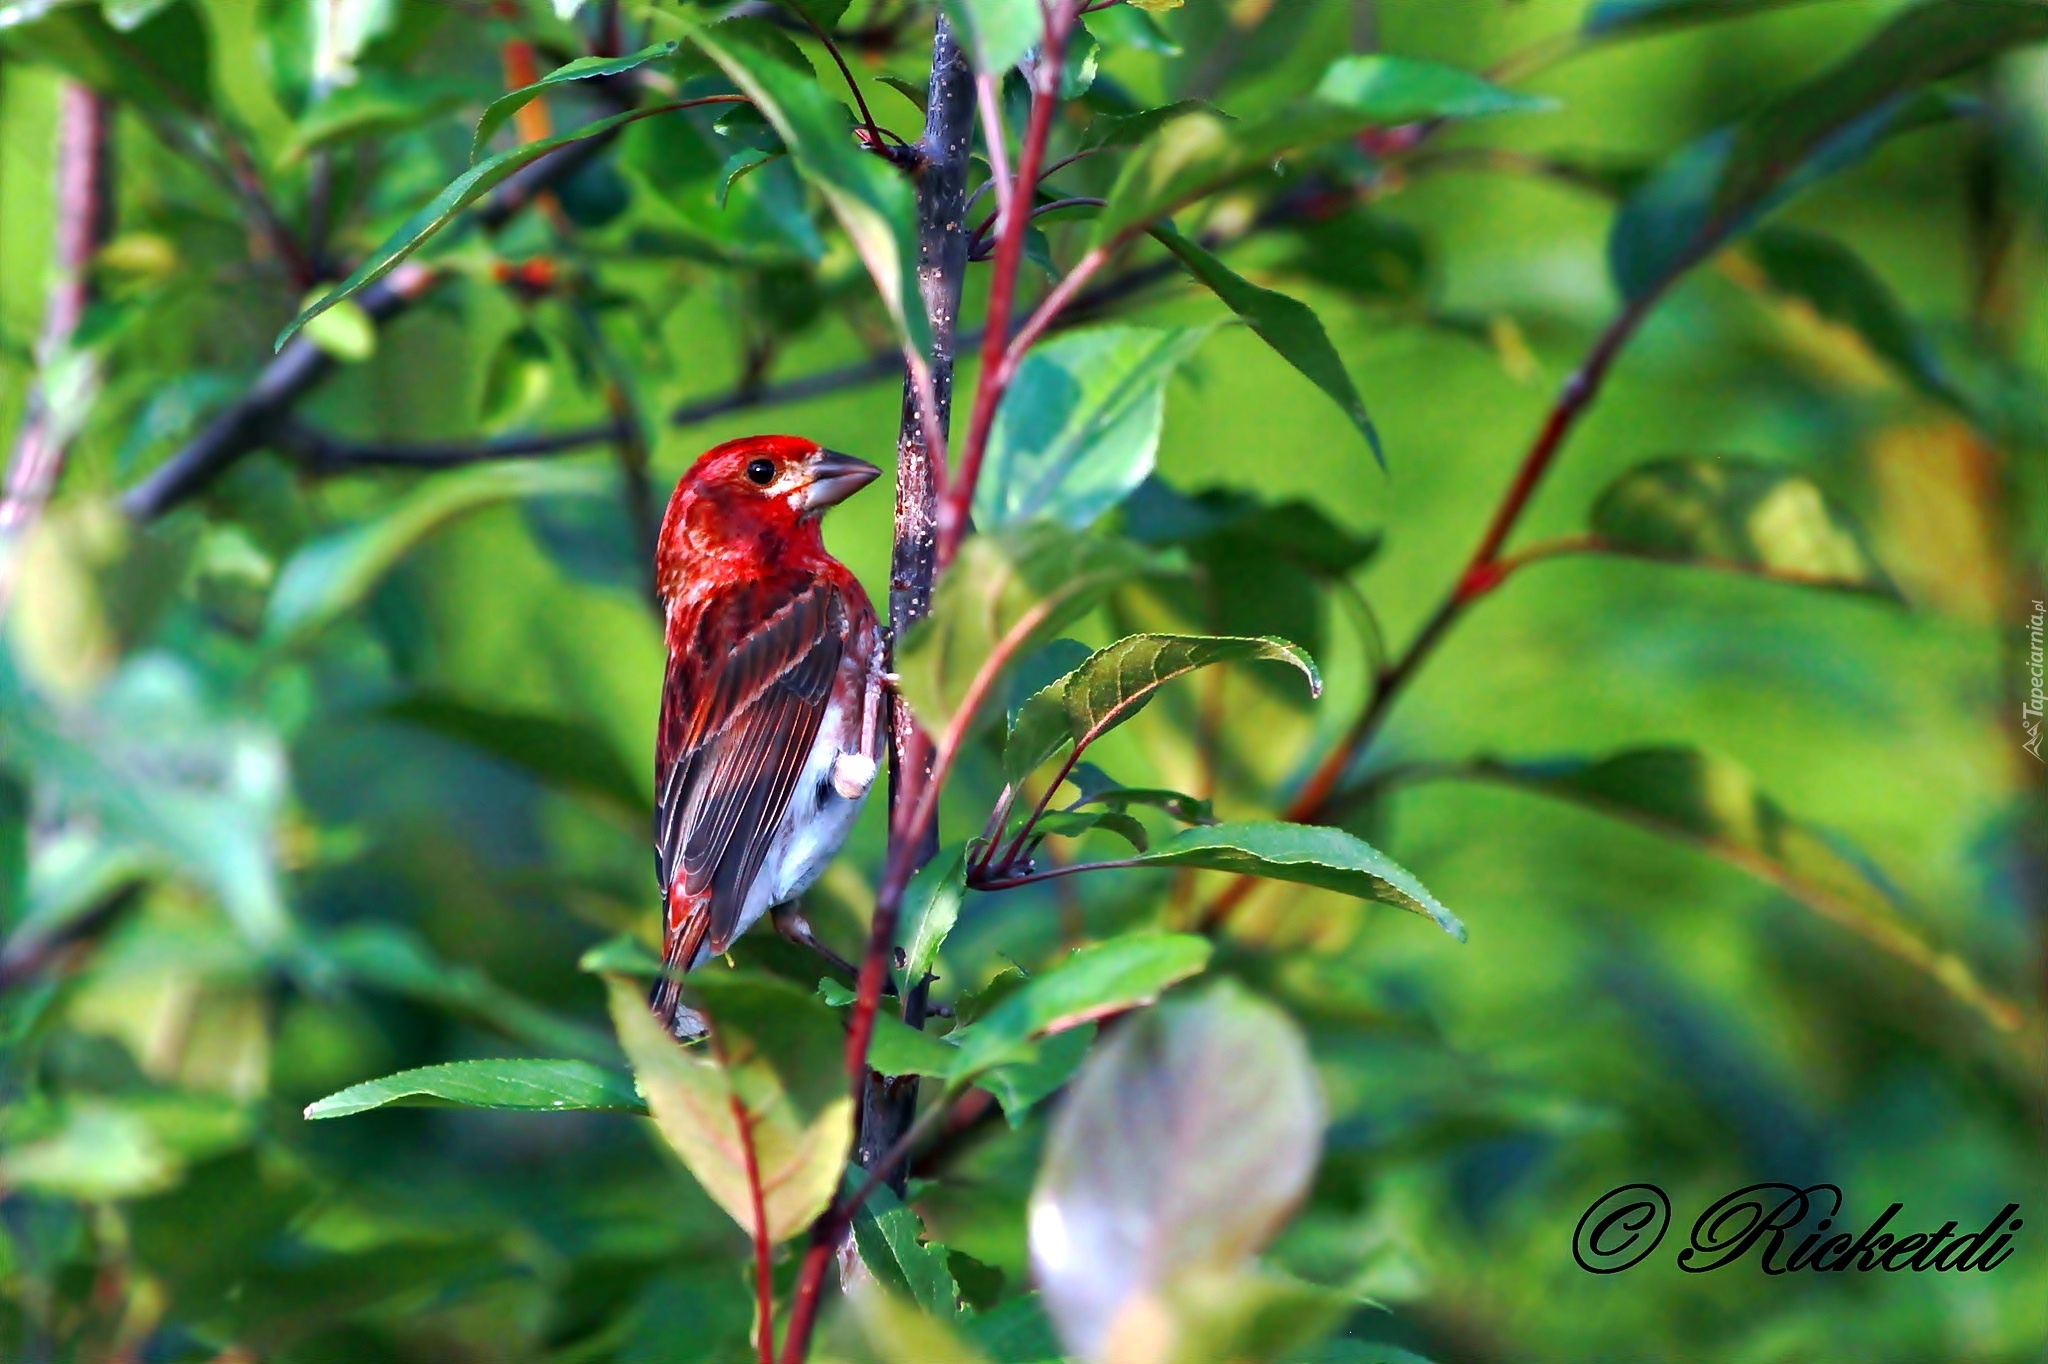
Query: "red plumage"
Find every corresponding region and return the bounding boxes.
[649,434,883,1034]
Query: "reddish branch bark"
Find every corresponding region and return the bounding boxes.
[1,83,112,597]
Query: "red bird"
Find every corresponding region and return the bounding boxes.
[649,435,884,1035]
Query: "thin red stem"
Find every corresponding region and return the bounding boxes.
[972,856,1146,892]
[779,0,889,142]
[937,0,1080,567]
[740,1113,777,1364]
[777,1238,835,1364]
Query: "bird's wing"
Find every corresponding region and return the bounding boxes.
[654,577,846,972]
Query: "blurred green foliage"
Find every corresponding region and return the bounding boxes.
[1,1,2045,1361]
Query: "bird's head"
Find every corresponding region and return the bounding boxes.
[657,435,880,591]
[681,435,881,522]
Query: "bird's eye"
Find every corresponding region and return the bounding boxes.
[745,458,776,486]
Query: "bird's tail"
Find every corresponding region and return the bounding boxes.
[649,909,711,1040]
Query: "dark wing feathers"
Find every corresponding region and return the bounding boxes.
[655,579,846,959]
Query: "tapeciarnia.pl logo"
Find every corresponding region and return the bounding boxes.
[2026,599,2044,762]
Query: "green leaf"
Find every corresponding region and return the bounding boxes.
[896,521,1179,737]
[1076,99,1221,153]
[1153,227,1381,464]
[976,1022,1093,1126]
[606,972,854,1242]
[950,932,1212,1077]
[277,102,688,351]
[0,0,210,113]
[1589,456,1896,596]
[812,978,959,1080]
[303,1059,645,1119]
[0,1100,180,1200]
[1030,983,1325,1363]
[284,77,472,160]
[1,659,294,954]
[691,22,928,354]
[1029,809,1150,854]
[0,771,25,927]
[1310,52,1551,123]
[378,690,648,822]
[854,1284,993,1364]
[1082,2,1180,55]
[1121,482,1383,685]
[975,325,1217,533]
[264,460,609,645]
[1749,225,1954,403]
[716,146,779,207]
[899,845,968,991]
[1608,0,2048,300]
[322,923,619,1064]
[1095,56,1542,248]
[1467,749,2022,1033]
[962,1293,1063,1362]
[940,0,1040,75]
[876,73,928,112]
[781,0,852,29]
[851,1182,960,1318]
[1131,822,1466,941]
[578,933,665,976]
[1071,780,1214,826]
[1005,633,1320,788]
[299,296,376,362]
[868,1010,961,1080]
[471,40,680,163]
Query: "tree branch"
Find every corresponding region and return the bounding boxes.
[120,79,641,523]
[270,416,629,472]
[1,83,111,595]
[779,13,974,1361]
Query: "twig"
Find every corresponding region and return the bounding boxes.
[973,72,1014,226]
[121,82,640,522]
[775,0,900,148]
[670,350,904,426]
[971,856,1149,892]
[1,83,111,604]
[936,0,1082,568]
[968,196,1106,259]
[709,1030,777,1364]
[270,417,629,472]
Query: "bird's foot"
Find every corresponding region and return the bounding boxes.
[773,902,857,976]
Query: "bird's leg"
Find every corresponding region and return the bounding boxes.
[772,899,858,976]
[831,650,887,799]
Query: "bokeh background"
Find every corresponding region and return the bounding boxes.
[2,1,2044,1361]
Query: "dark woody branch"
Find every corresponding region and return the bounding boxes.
[121,89,636,524]
[269,416,630,473]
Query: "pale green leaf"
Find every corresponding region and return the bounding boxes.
[1153,227,1380,463]
[1006,633,1319,787]
[976,325,1217,532]
[1131,823,1465,941]
[264,461,609,646]
[1030,983,1325,1362]
[304,1059,645,1119]
[607,973,853,1243]
[471,41,680,163]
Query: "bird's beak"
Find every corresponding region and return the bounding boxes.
[800,448,881,513]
